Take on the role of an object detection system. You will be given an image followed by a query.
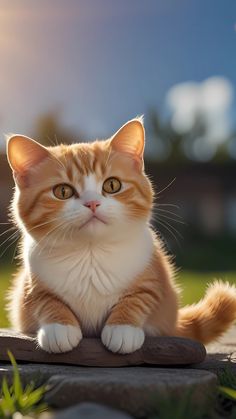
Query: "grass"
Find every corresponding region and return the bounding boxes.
[0,266,13,328]
[0,351,47,418]
[150,387,211,419]
[0,266,235,327]
[179,270,236,306]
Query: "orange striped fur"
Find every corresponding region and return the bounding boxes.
[6,118,236,353]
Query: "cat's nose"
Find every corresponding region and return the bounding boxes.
[84,200,101,213]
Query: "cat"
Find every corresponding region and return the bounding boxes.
[6,117,236,354]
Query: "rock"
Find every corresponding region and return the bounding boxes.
[54,402,134,419]
[0,362,217,418]
[0,329,206,367]
[193,326,236,374]
[44,367,217,418]
[4,328,236,418]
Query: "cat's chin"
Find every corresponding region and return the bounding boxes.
[79,215,107,231]
[77,216,109,238]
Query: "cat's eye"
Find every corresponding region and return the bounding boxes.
[103,177,121,194]
[53,184,75,200]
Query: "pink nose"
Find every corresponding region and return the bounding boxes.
[84,200,101,213]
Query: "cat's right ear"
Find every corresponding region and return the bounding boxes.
[7,135,50,186]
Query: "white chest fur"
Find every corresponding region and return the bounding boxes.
[26,227,153,336]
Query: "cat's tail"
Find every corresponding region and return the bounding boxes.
[176,280,236,344]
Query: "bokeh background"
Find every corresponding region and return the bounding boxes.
[0,0,236,326]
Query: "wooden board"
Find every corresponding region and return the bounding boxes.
[0,329,206,367]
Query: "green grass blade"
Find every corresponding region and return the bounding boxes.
[7,350,23,400]
[219,386,236,401]
[21,386,47,410]
[218,363,236,390]
[1,377,15,414]
[0,352,48,417]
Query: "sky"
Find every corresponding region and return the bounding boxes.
[0,0,235,147]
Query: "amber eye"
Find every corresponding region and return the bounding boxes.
[53,184,75,200]
[103,177,121,194]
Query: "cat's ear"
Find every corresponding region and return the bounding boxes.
[7,135,50,186]
[110,117,145,165]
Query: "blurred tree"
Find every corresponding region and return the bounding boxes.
[32,107,236,163]
[147,108,236,165]
[148,108,189,164]
[33,109,86,146]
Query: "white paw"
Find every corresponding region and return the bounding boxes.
[101,324,145,354]
[37,323,82,353]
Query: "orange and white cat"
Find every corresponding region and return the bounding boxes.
[6,118,236,354]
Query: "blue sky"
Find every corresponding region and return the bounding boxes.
[0,0,235,145]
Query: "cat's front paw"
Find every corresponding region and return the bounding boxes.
[37,323,82,353]
[101,324,145,354]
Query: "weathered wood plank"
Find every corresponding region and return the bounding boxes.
[0,329,206,366]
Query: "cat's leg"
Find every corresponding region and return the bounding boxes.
[9,272,82,353]
[101,286,178,354]
[36,296,83,354]
[101,291,149,354]
[101,252,178,354]
[101,278,161,354]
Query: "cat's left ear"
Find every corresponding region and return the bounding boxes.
[7,135,50,186]
[110,117,145,168]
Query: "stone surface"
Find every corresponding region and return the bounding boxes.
[44,368,217,418]
[0,363,217,418]
[193,326,236,374]
[1,327,236,418]
[55,402,134,419]
[0,329,206,366]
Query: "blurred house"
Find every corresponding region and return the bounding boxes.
[0,153,14,223]
[1,149,236,270]
[1,151,236,235]
[148,161,236,236]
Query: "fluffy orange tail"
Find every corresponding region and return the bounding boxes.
[176,281,236,344]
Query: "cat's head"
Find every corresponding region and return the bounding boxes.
[7,118,153,247]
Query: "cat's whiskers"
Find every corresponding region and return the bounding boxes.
[152,211,186,225]
[153,202,180,210]
[0,232,21,259]
[37,220,70,256]
[153,205,183,220]
[48,224,68,255]
[46,134,61,147]
[69,224,76,241]
[0,226,17,237]
[54,134,60,146]
[0,213,92,259]
[35,211,89,255]
[25,215,73,236]
[155,178,176,197]
[154,218,182,249]
[0,227,20,261]
[150,205,184,248]
[11,234,21,263]
[154,215,183,238]
[46,136,56,147]
[0,229,20,249]
[0,216,66,258]
[151,210,184,234]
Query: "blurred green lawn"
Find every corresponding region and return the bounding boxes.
[0,267,235,328]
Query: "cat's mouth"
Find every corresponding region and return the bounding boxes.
[79,215,107,230]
